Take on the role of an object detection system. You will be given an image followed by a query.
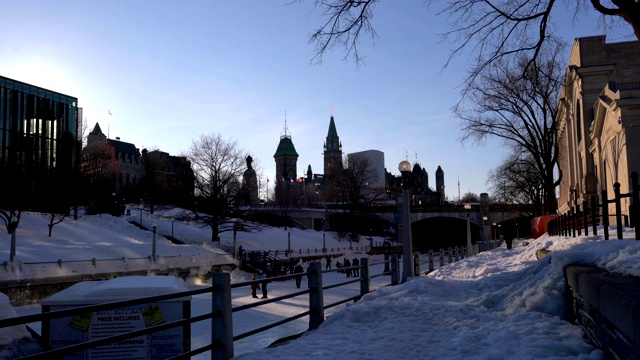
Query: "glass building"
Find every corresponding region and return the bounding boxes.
[0,75,81,209]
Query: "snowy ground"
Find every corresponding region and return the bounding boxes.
[2,208,640,359]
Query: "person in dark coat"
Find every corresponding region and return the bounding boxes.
[258,268,268,299]
[325,257,332,270]
[344,258,352,277]
[352,257,360,277]
[251,271,261,298]
[294,263,304,288]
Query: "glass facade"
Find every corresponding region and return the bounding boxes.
[0,75,80,172]
[0,75,80,209]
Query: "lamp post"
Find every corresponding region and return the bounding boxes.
[515,222,519,239]
[9,216,18,262]
[152,223,157,260]
[171,217,175,238]
[465,203,472,256]
[482,216,488,251]
[498,224,502,240]
[492,223,497,242]
[399,160,413,283]
[139,204,143,226]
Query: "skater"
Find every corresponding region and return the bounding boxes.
[294,263,304,288]
[251,271,261,298]
[344,258,352,277]
[259,267,269,298]
[352,257,360,277]
[325,257,332,270]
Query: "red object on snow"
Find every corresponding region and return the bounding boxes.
[531,215,558,239]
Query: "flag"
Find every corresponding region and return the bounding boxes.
[108,110,112,117]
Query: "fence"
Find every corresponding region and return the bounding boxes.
[548,172,639,240]
[0,256,401,360]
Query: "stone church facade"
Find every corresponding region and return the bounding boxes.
[557,36,640,218]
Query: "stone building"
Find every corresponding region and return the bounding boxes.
[556,36,640,218]
[83,123,142,198]
[273,121,299,205]
[323,114,343,180]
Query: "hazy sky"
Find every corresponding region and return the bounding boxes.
[0,1,635,200]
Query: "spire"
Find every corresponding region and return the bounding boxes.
[325,113,341,152]
[281,110,291,139]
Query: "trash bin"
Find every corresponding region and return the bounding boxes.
[41,276,191,360]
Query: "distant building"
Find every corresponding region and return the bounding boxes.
[347,150,385,189]
[82,122,142,198]
[0,75,81,210]
[273,121,299,205]
[323,114,343,180]
[556,36,640,218]
[142,149,195,206]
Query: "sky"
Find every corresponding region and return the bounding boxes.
[3,210,640,358]
[0,1,636,200]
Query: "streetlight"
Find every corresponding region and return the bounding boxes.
[9,216,18,262]
[482,216,488,251]
[139,204,144,225]
[515,222,519,239]
[399,160,413,283]
[152,223,157,260]
[492,223,497,242]
[171,217,175,238]
[464,203,472,256]
[498,224,502,240]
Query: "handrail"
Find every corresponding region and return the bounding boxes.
[3,256,401,359]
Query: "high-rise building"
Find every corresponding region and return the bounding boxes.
[0,75,81,210]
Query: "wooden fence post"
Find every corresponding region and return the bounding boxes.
[448,248,453,264]
[391,254,400,285]
[211,272,233,360]
[360,257,370,297]
[428,250,434,273]
[439,249,445,267]
[308,262,324,331]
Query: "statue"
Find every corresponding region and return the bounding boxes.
[242,156,259,205]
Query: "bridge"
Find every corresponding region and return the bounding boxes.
[244,195,528,253]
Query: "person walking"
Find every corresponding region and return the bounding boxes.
[352,257,360,277]
[344,258,352,277]
[251,270,261,298]
[258,268,269,299]
[325,257,332,270]
[294,263,304,288]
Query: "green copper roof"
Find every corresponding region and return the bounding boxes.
[274,135,299,158]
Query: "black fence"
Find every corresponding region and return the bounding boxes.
[548,172,639,240]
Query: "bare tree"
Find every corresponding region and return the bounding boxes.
[187,133,248,242]
[461,192,480,203]
[488,146,545,215]
[331,154,386,213]
[457,40,563,214]
[307,0,639,75]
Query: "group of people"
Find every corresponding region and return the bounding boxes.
[251,261,306,299]
[328,257,360,277]
[251,263,272,299]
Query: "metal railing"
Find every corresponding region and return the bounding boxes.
[1,256,401,360]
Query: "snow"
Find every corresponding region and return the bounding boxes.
[2,209,640,359]
[81,276,190,298]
